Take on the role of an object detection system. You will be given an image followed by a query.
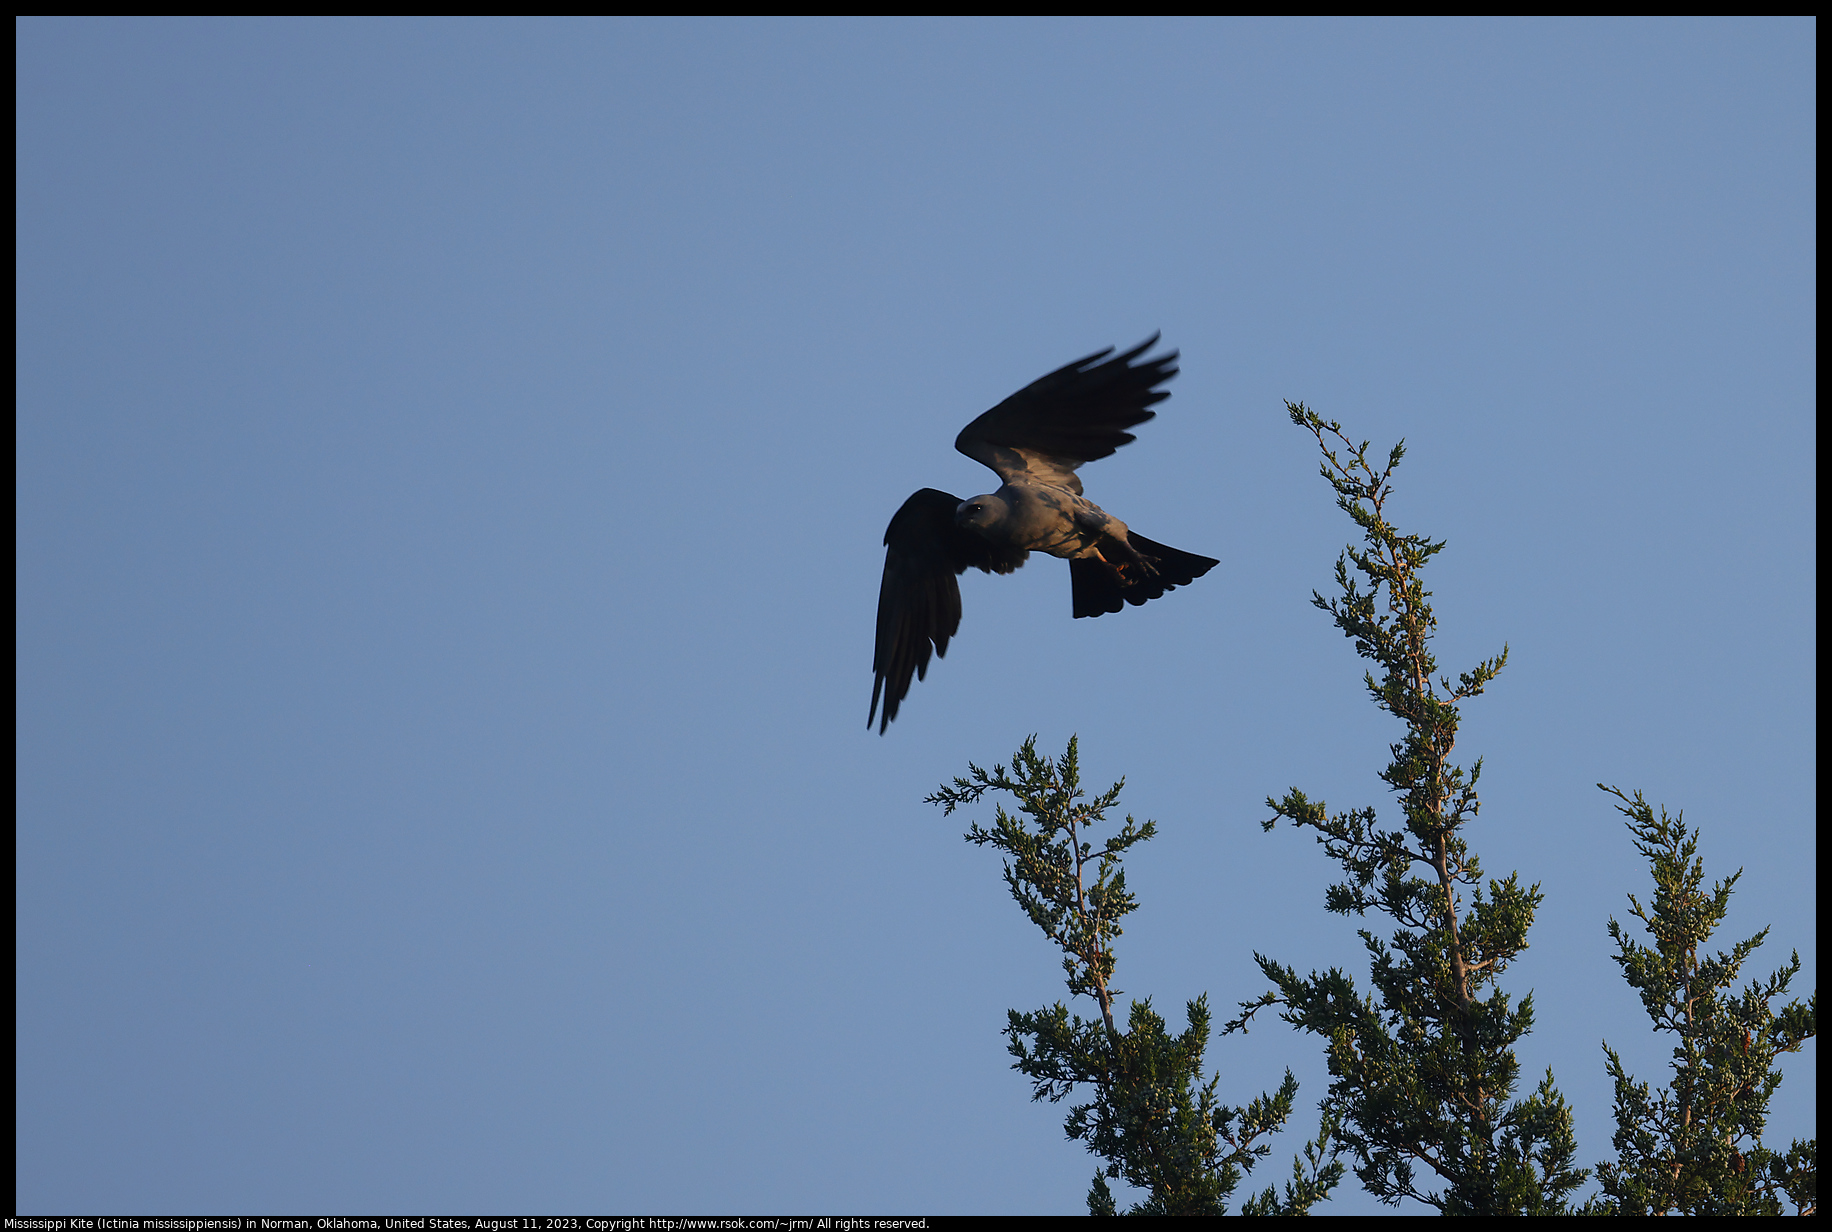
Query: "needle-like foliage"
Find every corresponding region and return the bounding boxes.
[1226,404,1585,1213]
[930,736,1342,1215]
[1591,786,1817,1215]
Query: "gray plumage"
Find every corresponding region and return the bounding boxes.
[869,335,1219,732]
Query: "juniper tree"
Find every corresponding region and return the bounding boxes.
[1226,404,1585,1213]
[1591,786,1817,1215]
[929,736,1342,1215]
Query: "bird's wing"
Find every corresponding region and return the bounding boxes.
[870,488,1027,733]
[954,334,1178,494]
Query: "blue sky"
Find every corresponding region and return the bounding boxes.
[16,17,1814,1214]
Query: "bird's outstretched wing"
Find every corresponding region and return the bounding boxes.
[870,488,1028,733]
[954,334,1178,493]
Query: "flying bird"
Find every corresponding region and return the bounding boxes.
[869,335,1219,732]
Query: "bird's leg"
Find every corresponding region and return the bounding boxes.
[1094,531,1160,583]
[1070,503,1161,584]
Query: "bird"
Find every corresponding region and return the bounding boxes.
[869,334,1219,733]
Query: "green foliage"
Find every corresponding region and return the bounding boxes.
[930,737,1343,1215]
[1225,404,1585,1213]
[1590,786,1818,1215]
[927,406,1813,1217]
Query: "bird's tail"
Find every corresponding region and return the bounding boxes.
[1071,532,1219,618]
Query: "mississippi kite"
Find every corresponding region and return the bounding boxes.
[869,335,1219,732]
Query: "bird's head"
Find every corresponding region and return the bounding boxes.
[955,493,1008,534]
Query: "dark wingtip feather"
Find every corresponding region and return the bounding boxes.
[958,334,1184,470]
[871,488,1034,732]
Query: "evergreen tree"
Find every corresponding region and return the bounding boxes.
[1226,404,1586,1213]
[932,407,1813,1215]
[1591,786,1817,1215]
[930,736,1342,1215]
